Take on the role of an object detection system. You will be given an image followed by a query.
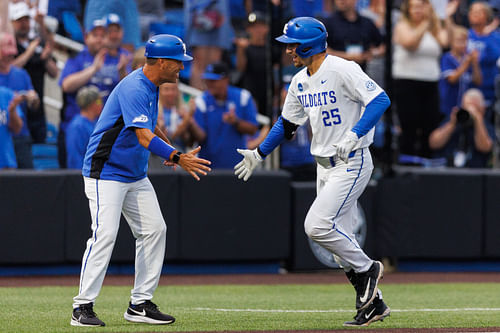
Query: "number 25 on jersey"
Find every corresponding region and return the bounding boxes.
[322,108,341,126]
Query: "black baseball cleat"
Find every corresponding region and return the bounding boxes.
[124,300,175,325]
[343,299,391,327]
[70,303,105,327]
[355,261,384,310]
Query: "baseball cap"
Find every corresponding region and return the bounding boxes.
[202,62,229,80]
[9,2,30,21]
[85,18,106,33]
[105,13,122,27]
[76,86,101,109]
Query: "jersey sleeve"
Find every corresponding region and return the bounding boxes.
[341,62,384,106]
[119,84,154,130]
[281,78,308,126]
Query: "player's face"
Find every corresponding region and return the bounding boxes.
[286,43,310,68]
[159,58,184,83]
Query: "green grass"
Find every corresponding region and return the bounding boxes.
[1,283,500,332]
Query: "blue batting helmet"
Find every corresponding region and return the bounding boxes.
[144,34,193,61]
[275,17,327,58]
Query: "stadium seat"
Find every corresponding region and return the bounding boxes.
[32,144,59,170]
[32,123,60,170]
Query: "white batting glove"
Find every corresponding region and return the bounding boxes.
[334,131,359,163]
[234,148,263,181]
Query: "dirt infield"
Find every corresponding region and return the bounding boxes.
[1,271,500,287]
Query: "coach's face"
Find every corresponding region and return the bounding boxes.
[159,58,184,84]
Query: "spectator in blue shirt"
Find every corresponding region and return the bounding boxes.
[66,86,102,170]
[190,62,259,168]
[103,13,132,79]
[0,32,39,169]
[429,88,495,167]
[440,25,482,116]
[467,2,500,108]
[59,18,129,168]
[0,87,24,169]
[84,0,140,51]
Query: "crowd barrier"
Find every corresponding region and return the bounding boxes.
[0,167,499,269]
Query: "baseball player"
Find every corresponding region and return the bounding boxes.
[71,34,211,327]
[234,17,391,327]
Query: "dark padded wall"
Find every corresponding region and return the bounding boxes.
[484,173,500,257]
[0,172,65,263]
[178,170,291,260]
[376,171,483,258]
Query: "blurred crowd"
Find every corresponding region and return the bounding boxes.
[0,0,499,178]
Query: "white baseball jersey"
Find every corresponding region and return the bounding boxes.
[282,55,383,157]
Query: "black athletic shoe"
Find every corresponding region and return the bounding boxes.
[343,298,391,327]
[70,303,105,327]
[124,300,175,325]
[355,261,384,310]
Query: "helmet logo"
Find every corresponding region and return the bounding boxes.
[283,23,288,35]
[182,43,187,55]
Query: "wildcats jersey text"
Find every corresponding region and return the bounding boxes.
[282,55,383,157]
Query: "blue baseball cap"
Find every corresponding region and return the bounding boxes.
[105,13,122,27]
[202,62,228,80]
[85,18,106,33]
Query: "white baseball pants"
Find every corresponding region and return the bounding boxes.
[305,148,374,273]
[73,177,167,308]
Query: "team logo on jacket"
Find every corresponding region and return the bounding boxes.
[132,114,149,123]
[298,82,303,92]
[365,80,376,91]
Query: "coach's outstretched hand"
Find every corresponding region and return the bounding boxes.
[234,148,263,181]
[178,146,212,181]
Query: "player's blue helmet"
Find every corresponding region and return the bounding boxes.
[275,17,328,58]
[144,34,193,61]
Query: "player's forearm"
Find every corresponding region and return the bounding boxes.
[257,116,297,158]
[351,92,390,138]
[154,125,172,145]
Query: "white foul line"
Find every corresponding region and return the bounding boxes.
[191,307,500,313]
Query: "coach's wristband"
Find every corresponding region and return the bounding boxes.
[147,136,175,161]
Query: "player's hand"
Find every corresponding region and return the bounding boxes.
[234,148,263,181]
[177,146,212,181]
[334,131,359,163]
